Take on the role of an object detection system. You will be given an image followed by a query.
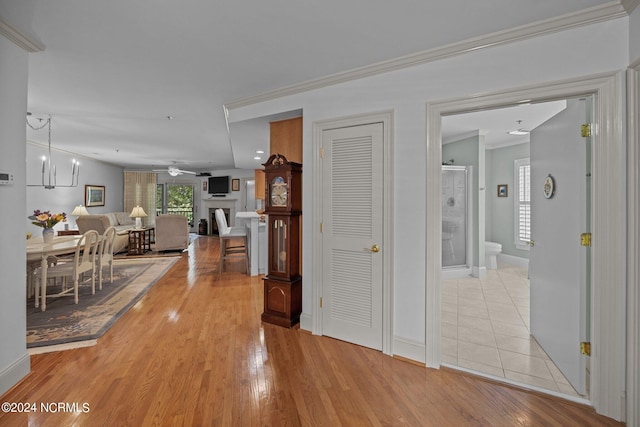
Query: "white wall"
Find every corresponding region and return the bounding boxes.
[26,143,124,234]
[0,35,30,396]
[228,18,629,357]
[486,143,531,258]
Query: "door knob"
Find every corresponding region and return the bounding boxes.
[527,240,535,247]
[368,244,380,253]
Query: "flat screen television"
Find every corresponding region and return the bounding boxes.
[208,176,229,194]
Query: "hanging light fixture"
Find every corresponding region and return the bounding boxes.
[26,113,80,189]
[507,120,530,136]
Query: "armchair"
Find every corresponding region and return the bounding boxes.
[155,214,190,252]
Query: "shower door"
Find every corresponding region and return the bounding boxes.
[442,166,469,268]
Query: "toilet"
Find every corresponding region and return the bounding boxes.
[484,241,502,270]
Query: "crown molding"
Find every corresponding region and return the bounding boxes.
[0,17,44,52]
[622,0,640,13]
[225,1,627,111]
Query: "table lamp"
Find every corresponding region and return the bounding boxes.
[130,206,147,229]
[71,205,89,217]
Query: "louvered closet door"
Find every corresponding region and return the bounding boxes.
[321,123,384,350]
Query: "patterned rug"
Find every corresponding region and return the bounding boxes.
[26,257,179,351]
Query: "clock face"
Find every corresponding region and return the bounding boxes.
[270,176,288,207]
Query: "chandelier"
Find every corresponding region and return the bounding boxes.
[26,113,79,189]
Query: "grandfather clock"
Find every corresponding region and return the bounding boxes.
[261,154,302,327]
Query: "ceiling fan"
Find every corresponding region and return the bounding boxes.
[152,165,197,176]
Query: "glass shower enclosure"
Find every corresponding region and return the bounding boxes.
[442,166,470,269]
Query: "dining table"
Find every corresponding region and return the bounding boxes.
[26,235,84,311]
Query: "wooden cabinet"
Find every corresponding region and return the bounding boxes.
[270,117,302,163]
[254,169,265,200]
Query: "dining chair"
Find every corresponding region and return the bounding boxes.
[97,226,116,290]
[214,208,249,275]
[26,256,58,299]
[35,230,100,309]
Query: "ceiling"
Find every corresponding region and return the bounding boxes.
[442,100,568,149]
[0,0,619,174]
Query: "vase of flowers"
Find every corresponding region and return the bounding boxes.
[29,210,67,244]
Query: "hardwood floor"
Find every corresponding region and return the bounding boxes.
[1,236,622,426]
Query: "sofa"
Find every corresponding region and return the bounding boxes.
[155,214,190,252]
[76,212,136,254]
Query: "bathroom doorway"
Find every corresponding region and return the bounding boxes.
[439,97,591,399]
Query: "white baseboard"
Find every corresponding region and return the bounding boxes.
[498,254,530,269]
[299,313,312,332]
[0,353,30,396]
[472,266,487,279]
[393,336,425,364]
[442,267,473,280]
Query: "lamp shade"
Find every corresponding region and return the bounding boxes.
[130,205,148,229]
[129,206,148,218]
[71,205,89,216]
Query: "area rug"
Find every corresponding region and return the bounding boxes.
[26,257,179,351]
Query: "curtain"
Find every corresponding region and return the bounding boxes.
[124,172,157,226]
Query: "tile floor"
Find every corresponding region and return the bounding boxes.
[441,265,584,397]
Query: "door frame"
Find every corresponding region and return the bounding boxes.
[311,110,394,355]
[626,59,640,426]
[426,72,625,420]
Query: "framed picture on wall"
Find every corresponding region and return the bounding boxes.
[85,185,105,206]
[497,184,508,197]
[232,178,240,192]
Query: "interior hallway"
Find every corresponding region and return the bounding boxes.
[441,264,583,397]
[1,237,616,426]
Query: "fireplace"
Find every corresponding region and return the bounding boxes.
[202,198,237,235]
[210,208,230,235]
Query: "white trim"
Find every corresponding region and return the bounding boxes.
[441,363,592,407]
[441,268,473,280]
[622,0,640,13]
[625,63,640,427]
[299,313,312,332]
[225,3,627,110]
[0,353,30,396]
[393,336,426,364]
[498,253,530,270]
[426,72,625,421]
[0,17,44,52]
[312,111,394,355]
[472,266,487,279]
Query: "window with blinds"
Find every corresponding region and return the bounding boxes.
[514,158,531,250]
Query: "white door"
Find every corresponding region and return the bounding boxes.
[321,123,384,350]
[529,98,589,395]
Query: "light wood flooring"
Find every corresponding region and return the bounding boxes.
[1,236,622,426]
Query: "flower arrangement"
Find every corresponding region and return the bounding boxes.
[29,210,67,229]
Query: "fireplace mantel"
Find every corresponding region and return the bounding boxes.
[202,198,238,227]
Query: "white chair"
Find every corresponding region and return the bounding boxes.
[35,230,100,309]
[214,208,249,275]
[97,226,117,289]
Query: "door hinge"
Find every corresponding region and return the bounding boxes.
[581,341,591,356]
[581,123,592,138]
[580,232,592,247]
[320,222,323,233]
[320,297,323,308]
[320,147,325,158]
